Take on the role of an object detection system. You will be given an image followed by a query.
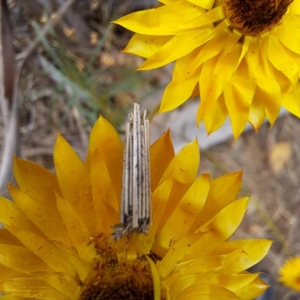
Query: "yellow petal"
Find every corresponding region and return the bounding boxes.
[224,59,253,139]
[0,296,25,300]
[160,28,230,113]
[123,34,172,58]
[159,0,177,4]
[256,36,281,125]
[203,94,228,134]
[54,134,95,232]
[233,276,270,299]
[139,16,227,70]
[212,239,273,273]
[56,193,97,264]
[159,238,192,279]
[169,249,242,278]
[282,43,300,72]
[139,27,215,70]
[245,36,260,82]
[0,228,23,247]
[0,244,51,274]
[0,197,75,276]
[140,179,173,255]
[152,181,173,223]
[0,278,66,299]
[59,245,94,284]
[278,14,300,54]
[191,171,242,231]
[198,197,248,235]
[168,272,258,297]
[272,65,296,95]
[160,49,202,112]
[13,157,62,211]
[0,265,29,281]
[244,36,269,131]
[87,116,123,198]
[282,84,300,117]
[89,149,119,232]
[268,33,299,90]
[198,30,242,120]
[187,0,214,10]
[0,196,45,239]
[291,0,300,14]
[114,1,204,36]
[9,229,76,277]
[159,140,199,186]
[146,256,161,300]
[174,285,240,300]
[248,92,267,130]
[155,174,211,249]
[150,129,175,191]
[158,0,179,5]
[158,140,200,222]
[176,6,224,30]
[279,256,300,291]
[183,198,249,261]
[33,271,80,299]
[9,185,69,244]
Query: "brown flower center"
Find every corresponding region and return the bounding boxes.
[79,257,154,300]
[223,0,293,35]
[297,276,300,287]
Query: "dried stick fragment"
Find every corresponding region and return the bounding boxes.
[0,0,18,193]
[113,104,151,239]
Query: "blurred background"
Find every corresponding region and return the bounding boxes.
[0,1,299,299]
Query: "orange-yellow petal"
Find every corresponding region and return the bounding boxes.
[150,129,175,191]
[155,173,211,248]
[114,1,205,36]
[8,185,69,244]
[13,157,62,210]
[0,229,23,247]
[0,265,30,282]
[203,94,228,134]
[139,27,215,71]
[282,84,300,117]
[124,34,172,58]
[54,134,95,232]
[191,171,242,230]
[56,193,97,263]
[174,285,240,300]
[183,198,249,260]
[89,149,119,232]
[212,239,273,273]
[0,244,52,274]
[87,116,123,198]
[0,278,66,299]
[224,59,253,139]
[233,276,270,299]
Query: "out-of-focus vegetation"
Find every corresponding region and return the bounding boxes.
[13,0,158,140]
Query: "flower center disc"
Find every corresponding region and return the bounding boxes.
[79,257,154,300]
[223,0,293,35]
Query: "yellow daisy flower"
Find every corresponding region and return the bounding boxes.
[0,115,271,299]
[279,257,300,292]
[115,0,300,138]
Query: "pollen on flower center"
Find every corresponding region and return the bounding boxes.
[223,0,293,35]
[78,236,156,300]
